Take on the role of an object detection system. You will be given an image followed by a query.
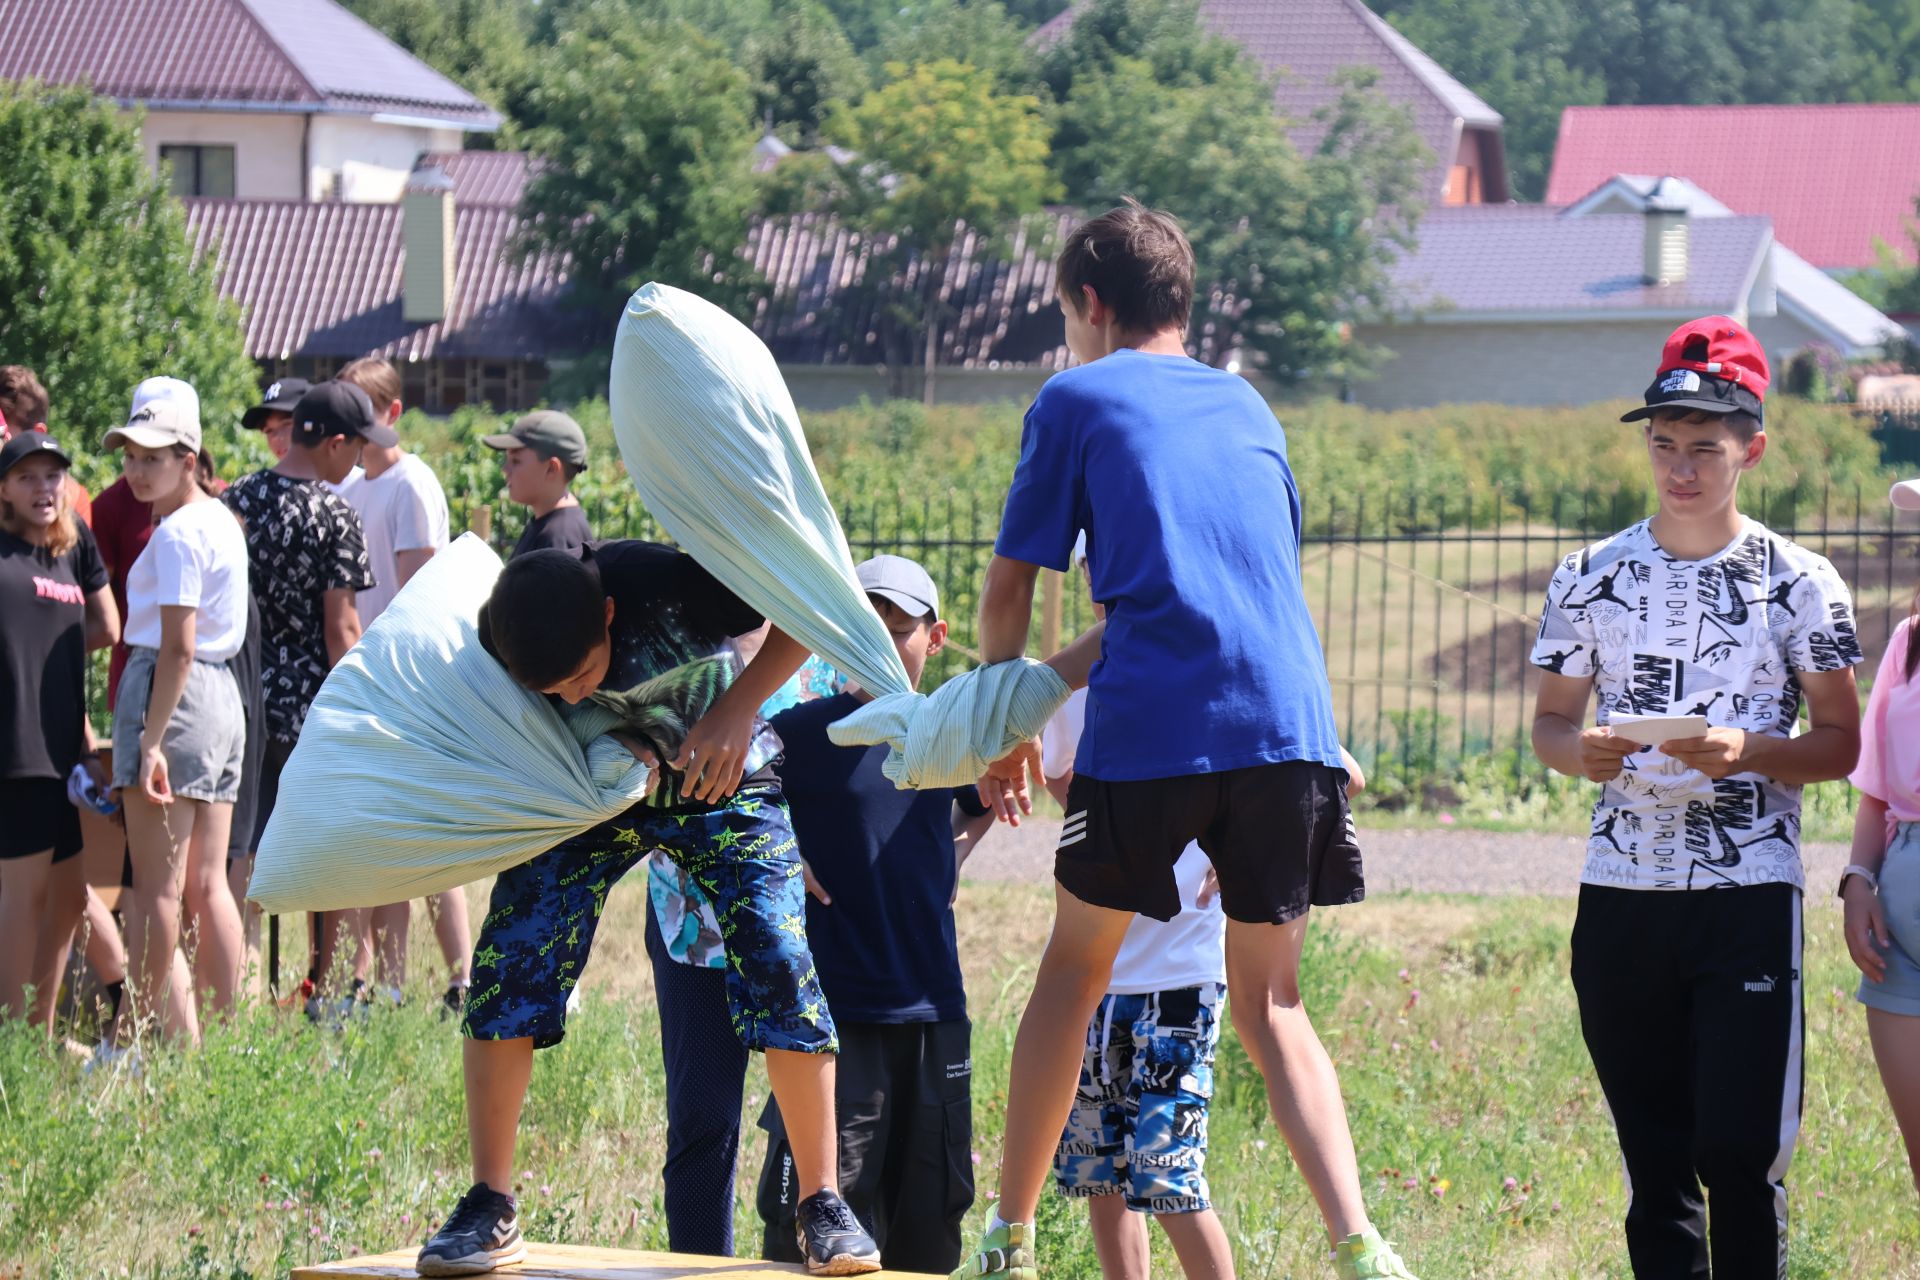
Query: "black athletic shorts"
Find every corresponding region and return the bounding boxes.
[0,776,84,864]
[1055,760,1365,925]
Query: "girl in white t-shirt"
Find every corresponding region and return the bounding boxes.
[1842,476,1920,1197]
[105,384,251,1047]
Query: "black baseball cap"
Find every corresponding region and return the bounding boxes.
[0,430,73,479]
[243,377,312,432]
[291,380,400,448]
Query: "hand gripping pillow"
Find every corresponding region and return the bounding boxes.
[247,534,652,912]
[609,283,1069,788]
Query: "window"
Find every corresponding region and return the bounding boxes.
[159,145,236,198]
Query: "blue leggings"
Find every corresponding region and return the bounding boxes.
[647,892,750,1255]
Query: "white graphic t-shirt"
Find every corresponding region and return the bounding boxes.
[1531,518,1863,892]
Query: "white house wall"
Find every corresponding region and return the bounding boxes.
[138,110,305,200]
[1351,320,1685,409]
[307,117,461,202]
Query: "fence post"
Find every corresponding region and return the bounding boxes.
[470,503,492,545]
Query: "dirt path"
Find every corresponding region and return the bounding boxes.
[962,819,1851,898]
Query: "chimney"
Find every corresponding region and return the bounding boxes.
[402,166,456,324]
[1642,177,1689,286]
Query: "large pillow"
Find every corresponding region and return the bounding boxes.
[248,534,651,912]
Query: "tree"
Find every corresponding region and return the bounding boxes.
[0,84,259,471]
[826,59,1059,404]
[1367,0,1600,200]
[342,0,537,137]
[515,18,763,335]
[1846,0,1920,101]
[873,1,1045,95]
[1046,0,1427,382]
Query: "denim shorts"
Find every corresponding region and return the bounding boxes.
[111,646,245,805]
[1859,822,1920,1016]
[1054,983,1222,1213]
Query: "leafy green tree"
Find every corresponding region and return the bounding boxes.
[515,18,763,334]
[826,59,1059,403]
[0,84,259,470]
[873,1,1045,94]
[1046,0,1426,381]
[1846,0,1920,101]
[1367,0,1599,200]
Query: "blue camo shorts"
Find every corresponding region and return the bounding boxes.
[461,783,837,1054]
[1053,983,1222,1213]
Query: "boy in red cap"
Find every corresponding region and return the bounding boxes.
[1529,317,1863,1276]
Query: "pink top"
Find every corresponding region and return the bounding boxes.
[1853,617,1920,825]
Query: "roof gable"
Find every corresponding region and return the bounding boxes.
[0,0,499,128]
[1387,206,1774,320]
[1546,105,1920,270]
[1037,0,1505,202]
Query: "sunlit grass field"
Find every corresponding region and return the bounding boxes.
[4,877,1916,1279]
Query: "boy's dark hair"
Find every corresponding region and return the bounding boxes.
[1056,200,1195,334]
[477,548,608,689]
[0,365,50,430]
[1648,407,1761,445]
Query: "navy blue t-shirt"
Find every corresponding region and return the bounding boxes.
[995,349,1343,781]
[771,693,989,1023]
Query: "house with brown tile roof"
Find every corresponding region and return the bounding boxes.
[0,0,500,203]
[1035,0,1507,205]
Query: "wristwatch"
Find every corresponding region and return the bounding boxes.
[1838,864,1879,897]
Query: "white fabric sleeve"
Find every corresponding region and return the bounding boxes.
[1529,553,1598,677]
[152,522,205,610]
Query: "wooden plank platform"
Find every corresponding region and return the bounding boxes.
[291,1242,943,1280]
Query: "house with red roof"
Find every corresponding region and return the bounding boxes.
[1546,105,1920,272]
[1037,0,1508,206]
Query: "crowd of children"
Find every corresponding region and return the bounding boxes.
[4,199,1920,1280]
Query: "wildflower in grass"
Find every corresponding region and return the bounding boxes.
[368,1148,383,1163]
[1439,813,1455,826]
[1503,1177,1518,1191]
[540,1184,552,1196]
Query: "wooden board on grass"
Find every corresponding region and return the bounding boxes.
[291,1241,942,1279]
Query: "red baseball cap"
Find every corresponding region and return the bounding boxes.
[1620,316,1770,425]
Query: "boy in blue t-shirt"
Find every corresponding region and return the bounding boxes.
[754,554,996,1274]
[956,204,1416,1280]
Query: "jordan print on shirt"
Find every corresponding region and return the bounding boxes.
[1532,518,1861,892]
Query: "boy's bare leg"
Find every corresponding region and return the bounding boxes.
[764,1048,841,1196]
[991,885,1134,1223]
[466,1036,536,1190]
[371,900,410,991]
[1224,913,1370,1244]
[1157,1209,1236,1280]
[429,888,472,985]
[1087,1194,1150,1280]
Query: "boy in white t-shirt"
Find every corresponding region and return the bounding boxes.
[1042,543,1362,1279]
[337,356,470,1016]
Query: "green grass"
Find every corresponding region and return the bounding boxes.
[5,880,1917,1278]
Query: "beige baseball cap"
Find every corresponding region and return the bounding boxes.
[105,377,202,452]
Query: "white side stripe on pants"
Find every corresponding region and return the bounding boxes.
[1058,811,1088,849]
[1767,892,1804,1280]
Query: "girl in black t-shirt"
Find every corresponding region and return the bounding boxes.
[0,433,118,1024]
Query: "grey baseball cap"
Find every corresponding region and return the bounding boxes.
[483,410,588,470]
[857,554,939,620]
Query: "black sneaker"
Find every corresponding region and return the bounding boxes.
[415,1182,526,1277]
[794,1189,881,1276]
[441,982,468,1020]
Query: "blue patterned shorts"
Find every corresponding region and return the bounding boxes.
[1053,983,1222,1213]
[461,784,837,1054]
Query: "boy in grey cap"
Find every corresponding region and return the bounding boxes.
[483,411,592,558]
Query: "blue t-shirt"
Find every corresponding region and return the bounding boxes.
[770,693,988,1023]
[995,349,1342,781]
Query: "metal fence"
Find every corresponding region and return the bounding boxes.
[466,480,1920,808]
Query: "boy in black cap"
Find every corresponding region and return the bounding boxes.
[1530,316,1863,1276]
[482,411,592,557]
[242,377,311,463]
[223,381,381,1004]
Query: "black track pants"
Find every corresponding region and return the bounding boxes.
[1571,882,1803,1280]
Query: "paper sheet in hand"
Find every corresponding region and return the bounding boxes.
[1605,713,1711,745]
